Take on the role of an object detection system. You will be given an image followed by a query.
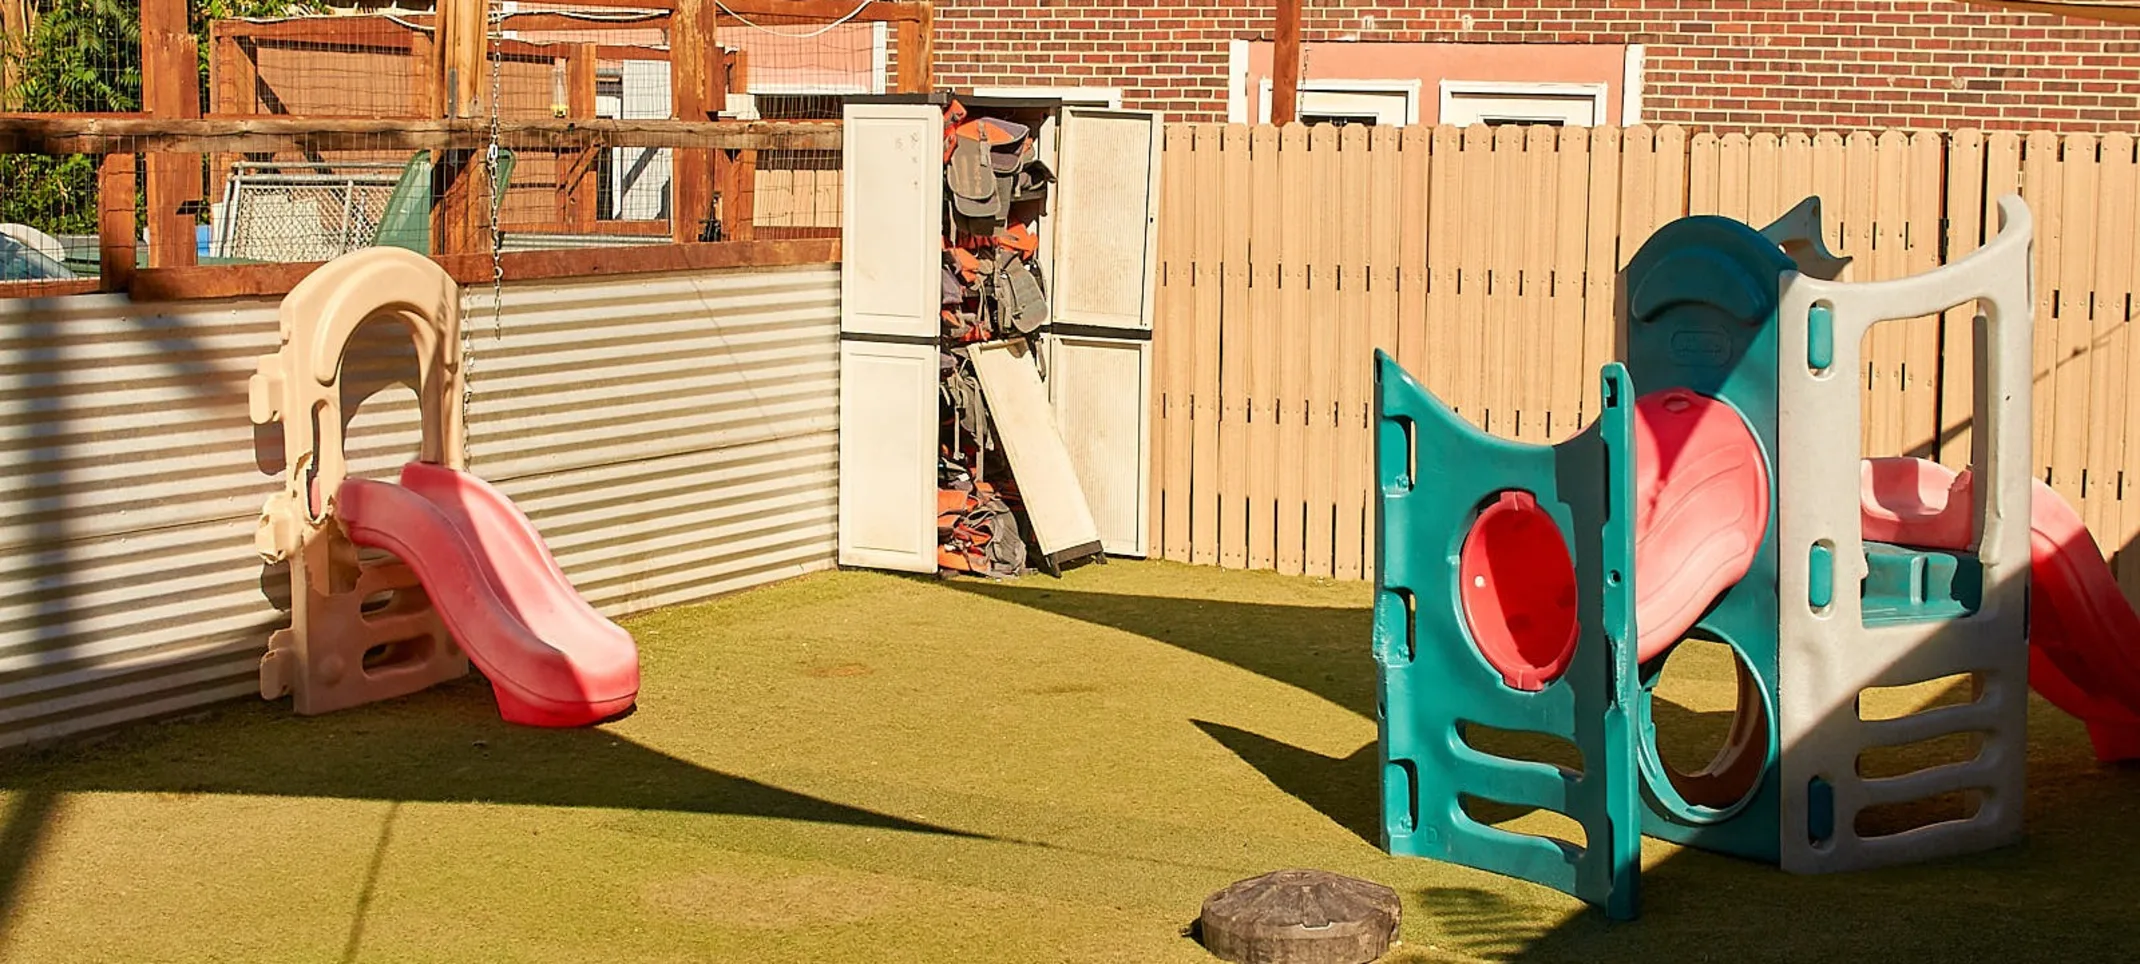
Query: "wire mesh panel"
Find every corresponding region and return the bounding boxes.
[213,160,400,262]
[2,0,144,279]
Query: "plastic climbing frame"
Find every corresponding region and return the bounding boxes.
[1373,193,2040,917]
[1372,357,1644,920]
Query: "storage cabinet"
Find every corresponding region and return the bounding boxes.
[836,95,1162,572]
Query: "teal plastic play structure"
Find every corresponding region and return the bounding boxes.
[1373,361,1643,918]
[1374,194,2046,918]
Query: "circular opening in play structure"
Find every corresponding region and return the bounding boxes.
[1458,490,1579,692]
[1640,636,1773,820]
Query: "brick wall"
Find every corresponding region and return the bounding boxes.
[933,0,2140,131]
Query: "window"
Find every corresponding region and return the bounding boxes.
[1438,81,1609,127]
[1302,113,1379,128]
[1259,78,1421,126]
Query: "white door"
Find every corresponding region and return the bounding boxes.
[1045,334,1152,557]
[840,103,942,339]
[1051,107,1161,334]
[836,102,943,572]
[614,61,672,220]
[836,341,940,571]
[1048,107,1159,558]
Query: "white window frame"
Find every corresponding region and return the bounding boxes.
[1622,44,1646,125]
[1256,77,1424,126]
[1438,80,1610,127]
[969,86,1125,108]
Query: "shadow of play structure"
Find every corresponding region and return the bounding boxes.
[248,246,639,727]
[1373,194,2140,919]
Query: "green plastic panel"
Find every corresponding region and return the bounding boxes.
[1860,542,1983,625]
[1809,543,1835,610]
[373,151,438,255]
[372,149,518,256]
[1373,351,1644,920]
[1807,303,1835,371]
[1620,215,1793,862]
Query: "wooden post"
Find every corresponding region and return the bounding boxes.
[671,0,725,243]
[894,6,933,94]
[142,0,201,268]
[432,0,490,256]
[410,28,441,119]
[724,49,755,241]
[1272,0,1301,125]
[98,153,138,293]
[207,25,262,226]
[558,43,599,231]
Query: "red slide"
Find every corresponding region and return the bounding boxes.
[1455,389,1769,691]
[1629,389,1772,661]
[337,462,640,727]
[1862,457,2140,762]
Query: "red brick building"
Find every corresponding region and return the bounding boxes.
[931,0,2140,131]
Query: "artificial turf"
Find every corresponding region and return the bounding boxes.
[0,560,2134,962]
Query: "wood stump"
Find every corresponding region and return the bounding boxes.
[1197,868,1402,964]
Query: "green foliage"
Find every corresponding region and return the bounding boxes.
[1,0,140,234]
[0,0,323,234]
[0,153,100,233]
[10,0,142,114]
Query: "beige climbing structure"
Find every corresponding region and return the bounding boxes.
[249,247,470,714]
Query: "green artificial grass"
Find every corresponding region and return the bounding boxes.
[0,560,2135,963]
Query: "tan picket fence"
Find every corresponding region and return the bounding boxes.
[1147,123,2140,596]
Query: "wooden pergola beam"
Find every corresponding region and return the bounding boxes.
[477,0,929,19]
[0,117,842,154]
[209,16,668,62]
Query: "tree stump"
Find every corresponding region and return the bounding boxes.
[1197,869,1402,964]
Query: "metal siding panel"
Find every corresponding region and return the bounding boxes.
[0,263,839,749]
[0,294,286,549]
[462,267,841,482]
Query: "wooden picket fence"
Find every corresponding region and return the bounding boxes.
[1147,123,2140,596]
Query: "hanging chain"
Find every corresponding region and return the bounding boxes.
[485,2,506,345]
[458,1,507,466]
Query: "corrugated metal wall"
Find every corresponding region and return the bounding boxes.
[0,263,840,749]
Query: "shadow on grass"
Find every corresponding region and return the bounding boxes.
[945,582,1376,717]
[951,579,2140,961]
[1193,720,1381,845]
[0,674,982,941]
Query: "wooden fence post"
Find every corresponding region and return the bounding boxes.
[432,0,490,257]
[671,0,725,242]
[724,49,755,241]
[894,4,933,93]
[559,43,599,231]
[141,0,201,268]
[98,153,138,293]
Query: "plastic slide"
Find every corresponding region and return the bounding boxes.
[1862,456,2140,762]
[335,461,640,727]
[1458,388,1770,687]
[1628,389,1772,661]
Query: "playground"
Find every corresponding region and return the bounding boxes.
[0,560,2134,963]
[10,0,2140,958]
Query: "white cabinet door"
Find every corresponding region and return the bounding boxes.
[837,102,942,572]
[1052,107,1161,334]
[1045,333,1152,557]
[836,340,939,572]
[840,102,942,339]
